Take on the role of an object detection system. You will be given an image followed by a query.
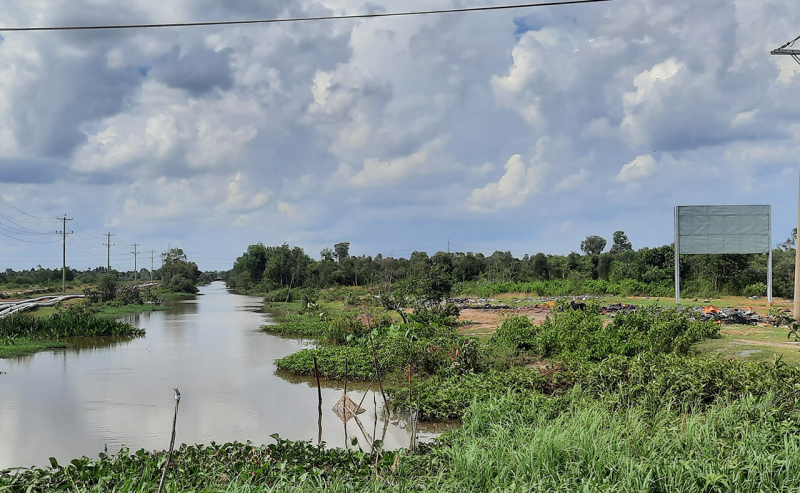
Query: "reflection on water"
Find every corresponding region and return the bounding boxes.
[0,282,457,468]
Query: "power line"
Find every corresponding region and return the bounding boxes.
[0,196,57,222]
[0,0,616,32]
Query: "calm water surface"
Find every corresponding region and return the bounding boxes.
[0,282,455,468]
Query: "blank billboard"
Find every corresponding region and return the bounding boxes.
[676,205,770,255]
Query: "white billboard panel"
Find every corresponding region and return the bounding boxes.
[674,205,772,303]
[676,205,770,254]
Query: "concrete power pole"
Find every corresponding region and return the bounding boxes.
[131,243,140,282]
[772,38,800,317]
[150,250,155,281]
[57,215,73,293]
[104,233,115,273]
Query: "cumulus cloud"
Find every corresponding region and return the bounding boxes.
[331,135,449,189]
[553,169,591,192]
[2,0,800,270]
[467,154,546,212]
[615,155,657,182]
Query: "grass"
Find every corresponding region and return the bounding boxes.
[693,324,800,364]
[0,338,68,358]
[93,303,169,319]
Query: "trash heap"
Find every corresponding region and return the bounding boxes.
[569,302,777,326]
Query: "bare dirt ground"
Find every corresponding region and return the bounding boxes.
[458,306,551,338]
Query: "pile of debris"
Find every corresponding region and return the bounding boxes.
[451,297,510,310]
[684,305,773,325]
[566,301,777,326]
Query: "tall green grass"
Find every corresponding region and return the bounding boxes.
[426,391,800,492]
[453,279,674,298]
[0,312,144,340]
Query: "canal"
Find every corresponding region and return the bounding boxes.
[0,282,454,468]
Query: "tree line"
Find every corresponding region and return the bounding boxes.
[0,248,213,294]
[228,230,797,298]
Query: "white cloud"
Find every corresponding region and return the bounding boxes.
[332,135,449,188]
[615,155,657,183]
[277,201,296,218]
[553,169,591,192]
[311,70,333,106]
[467,154,546,212]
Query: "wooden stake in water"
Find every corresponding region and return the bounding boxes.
[313,356,322,444]
[157,387,181,493]
[313,356,322,415]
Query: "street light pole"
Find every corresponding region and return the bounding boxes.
[772,37,800,318]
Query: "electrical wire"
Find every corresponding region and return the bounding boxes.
[73,219,104,239]
[0,0,616,32]
[0,196,58,222]
[0,230,61,244]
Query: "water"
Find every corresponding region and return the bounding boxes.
[0,282,456,468]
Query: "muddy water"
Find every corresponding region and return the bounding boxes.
[0,282,456,468]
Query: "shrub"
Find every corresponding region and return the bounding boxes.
[491,307,719,360]
[743,282,768,297]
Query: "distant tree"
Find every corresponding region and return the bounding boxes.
[320,248,335,261]
[581,235,607,255]
[333,242,350,262]
[162,248,200,293]
[779,228,797,250]
[532,253,549,280]
[610,231,633,254]
[97,274,117,302]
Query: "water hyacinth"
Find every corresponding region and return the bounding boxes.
[0,312,144,341]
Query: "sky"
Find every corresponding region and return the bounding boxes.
[0,0,799,272]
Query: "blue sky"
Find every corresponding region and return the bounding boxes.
[0,0,799,271]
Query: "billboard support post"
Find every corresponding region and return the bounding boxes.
[674,206,681,304]
[768,211,773,305]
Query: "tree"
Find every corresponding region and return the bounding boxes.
[532,253,549,280]
[320,248,335,262]
[162,248,200,293]
[581,235,607,255]
[333,242,350,262]
[778,228,797,250]
[610,231,633,254]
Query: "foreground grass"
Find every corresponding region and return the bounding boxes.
[4,390,800,492]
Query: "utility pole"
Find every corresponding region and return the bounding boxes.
[56,215,73,293]
[150,250,155,281]
[772,37,800,317]
[104,233,115,273]
[447,239,450,254]
[131,243,140,282]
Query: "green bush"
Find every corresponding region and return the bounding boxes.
[743,282,768,297]
[388,368,546,419]
[491,307,719,361]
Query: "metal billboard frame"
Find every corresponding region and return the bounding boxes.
[674,205,772,304]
